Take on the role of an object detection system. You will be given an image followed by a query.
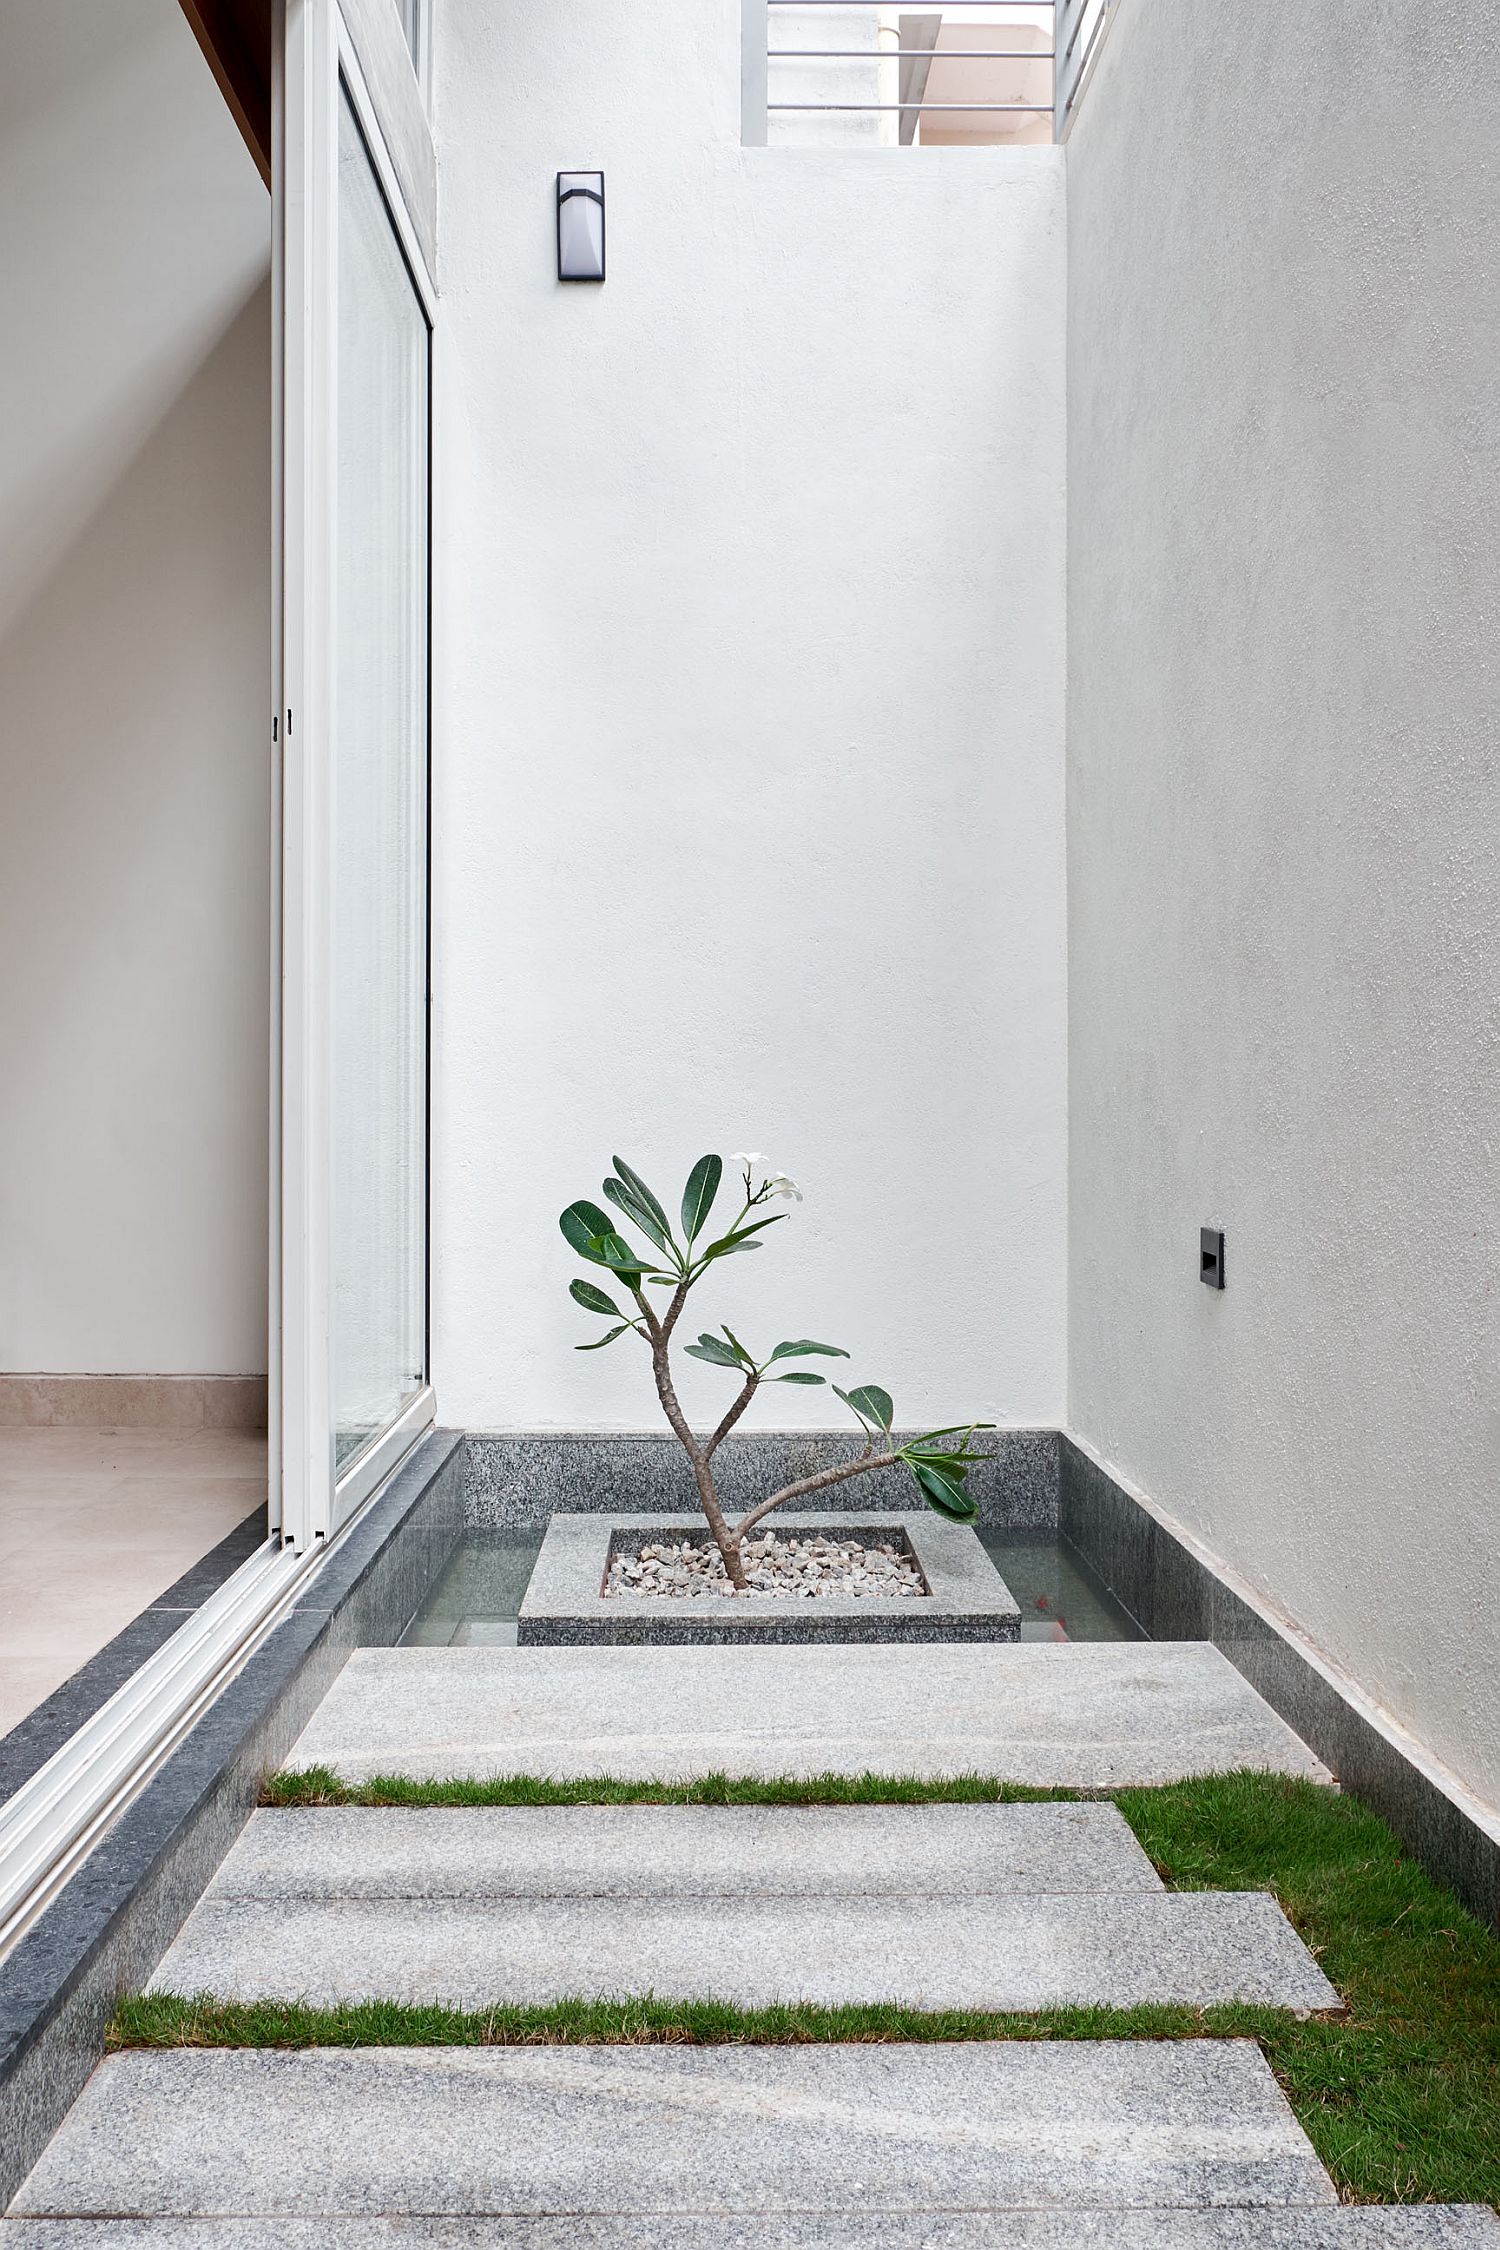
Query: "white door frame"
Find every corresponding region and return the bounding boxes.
[0,0,441,1959]
[275,0,437,1553]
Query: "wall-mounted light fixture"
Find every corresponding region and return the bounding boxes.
[557,171,605,283]
[1200,1228,1226,1291]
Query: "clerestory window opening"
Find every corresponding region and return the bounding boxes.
[750,0,1114,147]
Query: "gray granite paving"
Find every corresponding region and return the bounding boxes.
[462,1428,1059,1532]
[517,1510,1022,1644]
[150,1890,1340,2011]
[8,2044,1335,2216]
[6,2220,1500,2245]
[198,1801,1166,1900]
[291,1643,1331,1785]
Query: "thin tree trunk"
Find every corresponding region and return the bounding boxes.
[733,1449,902,1543]
[640,1284,750,1590]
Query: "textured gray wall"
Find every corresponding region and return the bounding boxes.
[1066,2,1500,1804]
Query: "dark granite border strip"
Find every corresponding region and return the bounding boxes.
[1059,1436,1500,1930]
[0,1431,465,2209]
[0,1510,270,1810]
[463,1428,1061,1531]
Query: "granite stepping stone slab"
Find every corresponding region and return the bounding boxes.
[290,1643,1332,1787]
[198,1802,1168,1900]
[5,2219,1500,2245]
[148,1887,1341,2011]
[7,2043,1337,2217]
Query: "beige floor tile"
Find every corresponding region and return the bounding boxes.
[0,1427,268,1478]
[0,1431,268,1742]
[68,1476,265,1537]
[0,1476,129,1525]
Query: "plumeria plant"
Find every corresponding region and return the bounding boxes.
[561,1150,992,1593]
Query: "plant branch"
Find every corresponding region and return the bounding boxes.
[706,1370,760,1460]
[643,1282,748,1590]
[733,1450,903,1542]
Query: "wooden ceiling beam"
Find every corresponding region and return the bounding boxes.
[177,0,273,188]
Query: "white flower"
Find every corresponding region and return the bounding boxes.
[765,1172,802,1201]
[729,1150,763,1170]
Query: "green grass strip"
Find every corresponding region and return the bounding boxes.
[113,1989,1316,2055]
[262,1765,1077,1808]
[1116,1773,1500,2206]
[120,1769,1500,2207]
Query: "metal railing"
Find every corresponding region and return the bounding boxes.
[1054,0,1113,135]
[756,1,1115,145]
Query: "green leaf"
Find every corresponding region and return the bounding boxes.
[575,1322,633,1352]
[610,1157,674,1244]
[597,1231,657,1280]
[695,1213,785,1266]
[771,1370,826,1385]
[720,1326,755,1367]
[603,1175,674,1259]
[559,1200,621,1265]
[569,1279,623,1318]
[680,1154,723,1243]
[684,1333,744,1370]
[834,1382,894,1433]
[902,1426,994,1477]
[600,1263,647,1286]
[768,1339,849,1363]
[908,1458,980,1521]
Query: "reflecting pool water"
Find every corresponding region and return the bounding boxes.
[977,1529,1143,1643]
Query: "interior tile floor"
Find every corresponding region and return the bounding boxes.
[0,1427,267,1739]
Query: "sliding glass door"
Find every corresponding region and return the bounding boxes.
[329,85,428,1480]
[275,0,434,1548]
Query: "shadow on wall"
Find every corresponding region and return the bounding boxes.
[0,0,270,638]
[0,279,273,1375]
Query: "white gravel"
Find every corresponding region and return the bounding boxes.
[602,1531,928,1601]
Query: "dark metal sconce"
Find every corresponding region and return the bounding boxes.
[557,171,605,283]
[1200,1228,1226,1290]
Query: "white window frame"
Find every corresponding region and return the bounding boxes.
[276,0,438,1554]
[400,0,433,105]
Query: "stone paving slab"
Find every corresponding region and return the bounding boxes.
[6,2220,1500,2246]
[149,1889,1340,2012]
[291,1644,1331,1786]
[7,2044,1335,2217]
[202,1802,1166,1900]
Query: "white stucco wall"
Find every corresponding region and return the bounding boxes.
[432,0,1067,1432]
[0,0,271,1374]
[1066,2,1500,1803]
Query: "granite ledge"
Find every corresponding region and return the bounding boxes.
[517,1510,1021,1645]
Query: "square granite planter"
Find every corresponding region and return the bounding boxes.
[516,1510,1021,1646]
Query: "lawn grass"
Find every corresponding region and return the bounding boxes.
[262,1764,1077,1808]
[119,1768,1500,2207]
[1118,1774,1500,2206]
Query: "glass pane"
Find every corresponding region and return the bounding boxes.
[330,86,428,1476]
